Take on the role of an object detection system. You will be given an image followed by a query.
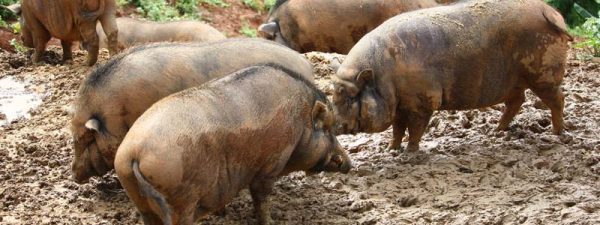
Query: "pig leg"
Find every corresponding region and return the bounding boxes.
[20,24,34,48]
[531,86,565,135]
[27,18,50,64]
[496,88,526,131]
[388,109,409,150]
[116,162,165,225]
[80,27,99,66]
[61,40,73,62]
[250,178,275,225]
[406,110,433,152]
[99,5,119,56]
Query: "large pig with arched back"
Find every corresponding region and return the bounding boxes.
[333,0,572,152]
[115,65,351,225]
[70,38,314,183]
[20,0,118,65]
[259,0,438,54]
[97,17,226,51]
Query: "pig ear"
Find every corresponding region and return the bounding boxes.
[329,57,342,73]
[333,77,360,97]
[85,119,100,132]
[355,69,374,89]
[312,101,328,128]
[258,22,279,37]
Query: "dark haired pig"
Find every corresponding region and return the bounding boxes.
[70,38,313,183]
[115,65,351,225]
[20,0,118,65]
[259,0,438,54]
[333,0,572,152]
[97,17,226,51]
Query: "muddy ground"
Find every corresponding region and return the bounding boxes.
[0,42,599,224]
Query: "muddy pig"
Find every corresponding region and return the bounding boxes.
[258,0,438,54]
[333,0,572,152]
[115,65,351,225]
[97,17,226,51]
[20,0,118,65]
[70,38,314,183]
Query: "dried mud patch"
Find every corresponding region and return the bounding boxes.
[0,46,598,225]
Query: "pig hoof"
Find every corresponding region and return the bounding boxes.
[405,144,419,153]
[553,128,565,135]
[214,208,226,217]
[258,217,273,225]
[386,143,402,151]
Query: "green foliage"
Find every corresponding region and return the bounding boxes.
[0,0,19,24]
[10,21,19,33]
[240,22,257,37]
[123,0,201,21]
[242,0,276,12]
[117,0,130,7]
[573,17,600,59]
[0,17,6,28]
[264,0,276,11]
[242,0,263,11]
[10,38,26,53]
[545,0,600,27]
[201,0,229,7]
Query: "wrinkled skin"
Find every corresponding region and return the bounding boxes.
[333,0,572,152]
[259,0,438,54]
[70,38,314,183]
[115,65,351,225]
[97,17,226,51]
[20,0,118,66]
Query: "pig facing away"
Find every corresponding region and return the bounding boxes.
[70,38,314,183]
[20,0,118,65]
[97,17,226,51]
[115,65,351,225]
[259,0,439,54]
[333,0,572,152]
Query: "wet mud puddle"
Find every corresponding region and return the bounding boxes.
[0,76,43,126]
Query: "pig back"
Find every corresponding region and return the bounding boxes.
[270,0,438,53]
[75,38,313,145]
[349,0,569,109]
[119,66,317,202]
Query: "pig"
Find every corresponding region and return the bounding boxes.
[20,0,118,66]
[97,17,226,51]
[114,65,351,225]
[332,0,573,152]
[258,0,439,54]
[70,38,314,183]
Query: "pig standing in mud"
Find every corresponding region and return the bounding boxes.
[70,38,314,183]
[115,65,351,225]
[97,17,226,51]
[259,0,438,54]
[333,0,572,152]
[19,0,118,65]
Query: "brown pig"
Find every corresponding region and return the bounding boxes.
[258,0,439,54]
[97,17,226,51]
[20,0,118,65]
[70,38,314,183]
[333,0,572,152]
[115,65,351,225]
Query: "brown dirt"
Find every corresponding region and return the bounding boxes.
[0,29,17,53]
[200,0,267,37]
[1,2,599,225]
[0,43,599,224]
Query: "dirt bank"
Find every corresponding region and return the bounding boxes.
[0,44,598,224]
